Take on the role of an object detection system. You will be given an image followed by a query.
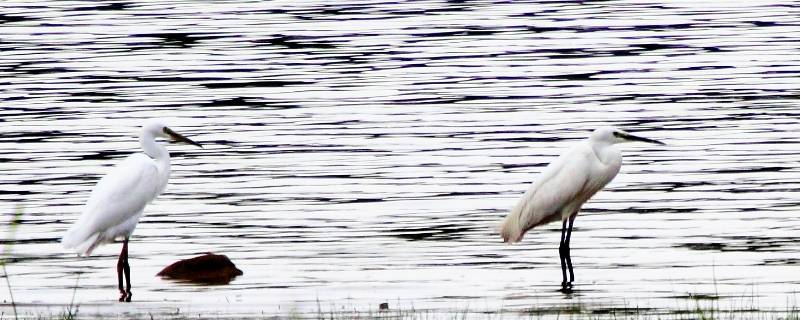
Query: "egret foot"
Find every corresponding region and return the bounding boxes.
[125,290,132,302]
[560,282,574,294]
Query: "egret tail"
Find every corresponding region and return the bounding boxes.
[500,191,560,243]
[62,226,103,256]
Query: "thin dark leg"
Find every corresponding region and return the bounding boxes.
[122,238,132,302]
[116,243,125,302]
[564,214,578,286]
[558,219,569,289]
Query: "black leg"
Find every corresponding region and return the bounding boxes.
[116,243,125,302]
[122,238,132,302]
[564,214,577,286]
[558,219,569,289]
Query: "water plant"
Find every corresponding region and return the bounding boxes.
[1,205,24,320]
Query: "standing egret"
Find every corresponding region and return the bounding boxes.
[500,127,664,291]
[61,120,202,302]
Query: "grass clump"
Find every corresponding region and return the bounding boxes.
[276,300,800,320]
[2,205,24,320]
[59,272,81,320]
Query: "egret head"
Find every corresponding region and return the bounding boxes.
[143,121,203,148]
[592,127,665,145]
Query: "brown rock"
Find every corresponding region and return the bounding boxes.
[157,253,243,284]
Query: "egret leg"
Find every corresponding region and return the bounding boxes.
[564,214,578,286]
[116,243,126,302]
[122,238,132,302]
[558,219,569,289]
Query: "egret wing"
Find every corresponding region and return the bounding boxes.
[528,151,591,221]
[62,153,160,255]
[501,147,591,242]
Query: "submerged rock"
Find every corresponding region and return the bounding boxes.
[157,253,243,284]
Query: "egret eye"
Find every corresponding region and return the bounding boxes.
[612,131,622,138]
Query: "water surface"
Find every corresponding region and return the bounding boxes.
[2,0,800,318]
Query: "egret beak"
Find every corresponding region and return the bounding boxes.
[616,131,665,145]
[163,127,203,148]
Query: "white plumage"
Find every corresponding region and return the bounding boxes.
[499,126,663,290]
[61,120,201,302]
[501,129,621,242]
[62,153,162,256]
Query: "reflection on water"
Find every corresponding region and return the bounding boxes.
[2,0,800,317]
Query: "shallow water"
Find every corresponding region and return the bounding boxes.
[2,0,800,318]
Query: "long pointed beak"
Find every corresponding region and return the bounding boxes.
[621,132,665,145]
[163,127,203,148]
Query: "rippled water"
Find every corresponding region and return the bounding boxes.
[2,0,800,318]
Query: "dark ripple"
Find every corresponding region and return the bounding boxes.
[0,14,28,23]
[201,80,312,89]
[677,236,797,252]
[388,224,475,241]
[132,33,229,47]
[71,2,130,11]
[256,35,338,49]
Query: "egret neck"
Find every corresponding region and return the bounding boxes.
[140,127,171,194]
[589,135,621,166]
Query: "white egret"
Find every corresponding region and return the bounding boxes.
[500,127,664,291]
[61,120,202,302]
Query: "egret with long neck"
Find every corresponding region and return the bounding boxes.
[500,127,664,292]
[62,120,202,302]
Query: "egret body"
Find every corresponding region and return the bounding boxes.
[61,120,201,302]
[500,127,663,291]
